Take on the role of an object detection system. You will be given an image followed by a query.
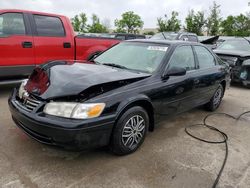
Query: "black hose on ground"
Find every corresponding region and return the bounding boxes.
[185,111,250,188]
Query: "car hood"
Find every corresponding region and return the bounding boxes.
[25,62,151,100]
[214,49,250,57]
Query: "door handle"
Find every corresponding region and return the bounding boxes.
[22,41,32,48]
[63,42,71,48]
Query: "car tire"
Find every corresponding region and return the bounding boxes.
[110,106,149,155]
[205,84,224,111]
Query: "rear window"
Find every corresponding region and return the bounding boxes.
[34,15,65,37]
[0,13,26,37]
[188,35,198,42]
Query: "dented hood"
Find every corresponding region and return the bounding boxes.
[214,49,250,57]
[25,62,150,100]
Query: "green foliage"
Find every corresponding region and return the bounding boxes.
[71,13,87,33]
[220,15,236,36]
[207,1,222,35]
[221,14,250,36]
[185,10,206,35]
[114,11,144,34]
[157,11,181,32]
[87,14,108,33]
[143,31,155,35]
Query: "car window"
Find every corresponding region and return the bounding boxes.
[217,39,250,52]
[34,15,65,37]
[179,35,188,41]
[194,46,215,69]
[151,33,165,40]
[127,35,136,40]
[0,13,26,37]
[188,35,198,42]
[115,35,126,40]
[136,36,145,39]
[95,42,168,73]
[168,46,195,71]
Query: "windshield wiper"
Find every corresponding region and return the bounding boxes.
[102,63,128,69]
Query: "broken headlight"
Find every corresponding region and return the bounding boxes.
[242,59,250,66]
[43,102,105,119]
[226,57,238,66]
[18,79,28,99]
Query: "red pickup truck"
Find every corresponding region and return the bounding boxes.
[0,9,120,81]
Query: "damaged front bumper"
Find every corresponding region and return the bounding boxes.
[232,65,250,86]
[8,89,115,150]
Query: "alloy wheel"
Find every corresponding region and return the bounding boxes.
[122,115,146,149]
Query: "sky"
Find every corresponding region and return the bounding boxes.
[0,0,249,28]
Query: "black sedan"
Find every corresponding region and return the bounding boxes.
[214,38,250,87]
[9,40,230,155]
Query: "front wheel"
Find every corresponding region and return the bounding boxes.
[110,106,149,155]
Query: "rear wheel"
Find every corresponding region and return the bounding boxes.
[110,106,149,155]
[205,84,224,111]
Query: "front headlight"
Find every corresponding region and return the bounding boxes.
[226,57,238,66]
[18,79,28,99]
[43,102,105,119]
[242,59,250,66]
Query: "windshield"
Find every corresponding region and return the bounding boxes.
[217,39,250,51]
[151,32,178,40]
[94,42,168,73]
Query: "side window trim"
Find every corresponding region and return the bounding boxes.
[191,45,199,69]
[23,13,32,35]
[31,14,66,37]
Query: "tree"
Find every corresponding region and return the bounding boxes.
[87,14,108,33]
[207,1,222,35]
[114,11,144,34]
[234,14,250,36]
[220,15,236,36]
[71,13,87,33]
[157,11,181,32]
[221,14,250,36]
[185,10,206,35]
[143,31,155,35]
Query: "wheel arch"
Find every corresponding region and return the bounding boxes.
[115,97,155,132]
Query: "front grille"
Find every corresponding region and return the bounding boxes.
[19,95,42,112]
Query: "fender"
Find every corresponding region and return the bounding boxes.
[115,94,153,119]
[114,94,155,131]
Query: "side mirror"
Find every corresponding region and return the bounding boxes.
[162,66,186,79]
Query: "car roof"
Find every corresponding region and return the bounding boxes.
[0,9,66,18]
[126,39,203,46]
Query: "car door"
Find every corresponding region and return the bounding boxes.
[192,45,223,105]
[157,45,197,117]
[30,14,74,65]
[0,12,35,77]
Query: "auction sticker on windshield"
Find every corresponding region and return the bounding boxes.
[147,46,168,52]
